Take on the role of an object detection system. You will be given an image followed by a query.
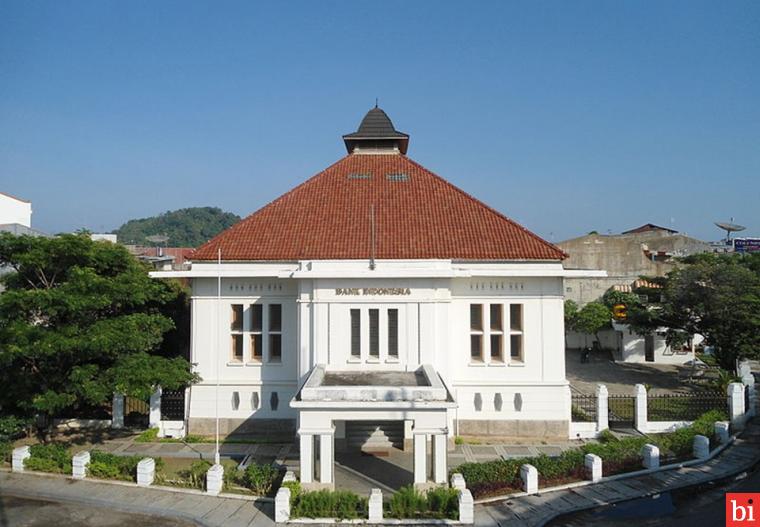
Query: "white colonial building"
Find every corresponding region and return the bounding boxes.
[152,107,601,487]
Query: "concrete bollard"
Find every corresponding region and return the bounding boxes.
[693,435,710,459]
[584,453,602,482]
[641,444,660,469]
[282,470,297,483]
[12,446,31,473]
[368,488,383,522]
[714,421,730,444]
[520,464,538,494]
[72,451,90,479]
[450,472,466,491]
[137,458,155,486]
[275,486,291,523]
[458,489,474,524]
[205,463,224,495]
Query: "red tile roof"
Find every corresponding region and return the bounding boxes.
[193,154,565,261]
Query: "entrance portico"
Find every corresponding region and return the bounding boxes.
[291,365,456,489]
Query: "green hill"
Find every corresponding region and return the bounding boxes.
[113,207,241,247]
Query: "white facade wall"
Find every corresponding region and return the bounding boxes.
[0,193,32,227]
[183,261,570,437]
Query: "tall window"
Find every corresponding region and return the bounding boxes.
[350,309,361,358]
[470,304,484,362]
[269,304,282,362]
[369,309,379,358]
[387,309,399,359]
[231,305,244,362]
[250,304,263,362]
[509,304,524,362]
[489,304,504,362]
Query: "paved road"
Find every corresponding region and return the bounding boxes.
[547,461,760,526]
[0,494,196,527]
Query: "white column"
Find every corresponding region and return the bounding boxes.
[432,434,447,484]
[634,384,647,433]
[728,382,745,426]
[112,393,125,429]
[300,433,314,484]
[368,489,383,522]
[413,433,427,485]
[149,387,162,428]
[319,431,334,485]
[596,384,609,432]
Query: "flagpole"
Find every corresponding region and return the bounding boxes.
[214,247,221,465]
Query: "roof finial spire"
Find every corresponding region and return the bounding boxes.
[375,97,378,108]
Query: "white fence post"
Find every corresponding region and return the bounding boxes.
[596,384,609,432]
[72,451,90,479]
[634,384,648,434]
[368,488,383,522]
[275,486,291,523]
[728,383,745,428]
[149,387,162,428]
[12,446,30,473]
[451,472,466,491]
[715,421,730,444]
[137,458,155,486]
[584,453,602,482]
[520,464,538,494]
[112,393,125,429]
[458,489,474,524]
[693,435,710,459]
[206,464,224,495]
[641,444,659,469]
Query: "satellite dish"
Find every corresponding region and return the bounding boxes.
[146,234,169,245]
[714,220,746,242]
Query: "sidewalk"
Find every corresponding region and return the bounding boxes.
[0,471,274,527]
[475,418,760,526]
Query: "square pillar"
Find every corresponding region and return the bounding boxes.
[728,383,745,425]
[149,387,161,428]
[112,393,125,429]
[596,384,609,432]
[299,433,314,484]
[413,433,427,485]
[319,431,334,486]
[432,434,447,484]
[634,384,647,433]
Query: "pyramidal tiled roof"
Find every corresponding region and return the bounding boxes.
[193,153,565,261]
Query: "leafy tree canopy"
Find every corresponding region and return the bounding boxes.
[0,233,199,418]
[565,300,610,345]
[112,207,240,247]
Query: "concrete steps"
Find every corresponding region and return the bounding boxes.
[346,421,404,450]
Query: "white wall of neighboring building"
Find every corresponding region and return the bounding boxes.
[0,193,32,227]
[567,327,697,365]
[172,259,573,438]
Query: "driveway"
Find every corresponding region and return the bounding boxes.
[566,349,699,395]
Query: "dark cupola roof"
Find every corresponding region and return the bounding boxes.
[343,106,409,154]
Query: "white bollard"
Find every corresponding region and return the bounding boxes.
[12,446,31,473]
[596,384,609,432]
[368,488,383,522]
[584,453,602,482]
[458,489,474,524]
[714,421,730,444]
[282,470,297,483]
[634,384,648,434]
[205,463,224,495]
[520,464,538,494]
[72,451,90,479]
[275,486,291,523]
[693,435,710,459]
[137,458,155,486]
[641,444,660,469]
[450,472,466,491]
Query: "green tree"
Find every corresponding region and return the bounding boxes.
[572,301,611,347]
[0,233,199,422]
[642,253,760,371]
[113,207,240,247]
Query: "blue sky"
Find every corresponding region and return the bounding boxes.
[1,1,758,242]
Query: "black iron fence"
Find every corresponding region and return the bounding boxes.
[160,389,186,421]
[571,394,597,422]
[745,386,751,414]
[648,391,727,421]
[608,395,635,428]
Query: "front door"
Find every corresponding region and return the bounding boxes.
[644,335,655,362]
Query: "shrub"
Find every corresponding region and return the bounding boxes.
[241,462,281,496]
[135,428,159,442]
[26,443,72,474]
[386,485,428,519]
[385,485,459,520]
[598,429,618,443]
[87,451,142,481]
[0,416,29,441]
[425,487,459,520]
[281,480,302,503]
[0,441,12,464]
[177,460,212,489]
[291,489,368,520]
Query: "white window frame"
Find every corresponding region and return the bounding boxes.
[469,302,524,366]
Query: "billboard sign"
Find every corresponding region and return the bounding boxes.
[735,238,760,253]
